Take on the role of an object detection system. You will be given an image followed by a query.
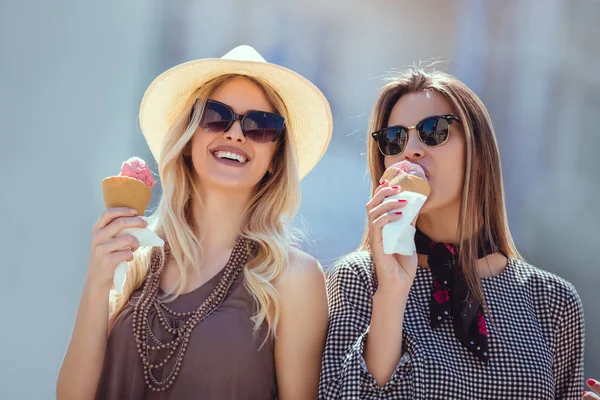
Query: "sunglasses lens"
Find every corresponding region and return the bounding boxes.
[242,112,283,143]
[377,127,407,156]
[200,101,231,133]
[420,117,450,146]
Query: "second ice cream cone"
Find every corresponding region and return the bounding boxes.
[381,169,431,197]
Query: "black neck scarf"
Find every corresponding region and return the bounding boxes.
[414,228,494,363]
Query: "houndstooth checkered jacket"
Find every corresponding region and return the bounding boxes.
[318,251,585,399]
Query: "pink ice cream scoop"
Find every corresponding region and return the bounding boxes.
[381,160,428,184]
[119,157,156,188]
[388,160,427,180]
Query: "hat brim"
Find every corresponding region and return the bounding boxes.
[139,58,333,180]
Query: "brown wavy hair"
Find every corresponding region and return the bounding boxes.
[361,68,523,305]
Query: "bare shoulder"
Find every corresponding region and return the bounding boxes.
[273,248,327,398]
[278,247,324,283]
[276,247,325,294]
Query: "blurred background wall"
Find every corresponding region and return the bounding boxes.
[1,0,598,397]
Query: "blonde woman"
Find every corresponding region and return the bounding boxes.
[57,46,331,399]
[319,69,585,399]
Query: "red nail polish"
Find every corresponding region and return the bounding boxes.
[391,186,399,189]
[395,212,403,215]
[588,379,596,386]
[583,391,588,396]
[398,199,406,203]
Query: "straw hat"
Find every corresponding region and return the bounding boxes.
[139,45,333,180]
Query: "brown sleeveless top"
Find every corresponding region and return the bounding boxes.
[95,240,277,399]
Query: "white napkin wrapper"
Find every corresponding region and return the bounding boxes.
[382,191,427,255]
[113,216,164,294]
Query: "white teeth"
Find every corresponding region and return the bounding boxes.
[215,151,247,163]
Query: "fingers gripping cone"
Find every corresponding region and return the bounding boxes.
[380,161,430,255]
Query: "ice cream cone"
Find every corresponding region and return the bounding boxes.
[381,169,431,197]
[102,176,152,215]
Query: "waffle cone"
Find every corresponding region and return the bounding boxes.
[102,176,152,215]
[381,169,431,197]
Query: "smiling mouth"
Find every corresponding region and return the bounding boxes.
[212,150,248,164]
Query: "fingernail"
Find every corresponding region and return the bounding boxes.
[398,199,406,203]
[391,186,399,189]
[583,391,588,396]
[588,379,596,386]
[395,212,403,215]
[130,209,138,214]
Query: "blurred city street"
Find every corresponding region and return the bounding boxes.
[1,0,598,397]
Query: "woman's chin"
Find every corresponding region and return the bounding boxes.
[419,195,444,215]
[196,171,262,193]
[419,194,461,217]
[419,198,434,215]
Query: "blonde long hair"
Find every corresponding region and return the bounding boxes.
[109,74,300,340]
[361,68,522,305]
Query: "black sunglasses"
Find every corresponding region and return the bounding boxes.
[371,114,460,156]
[198,99,285,143]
